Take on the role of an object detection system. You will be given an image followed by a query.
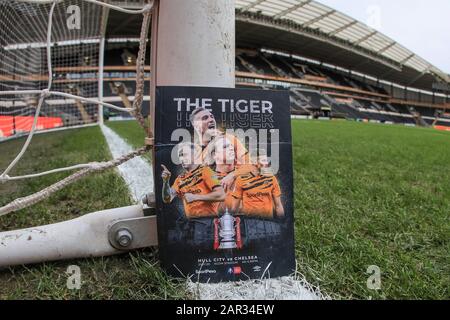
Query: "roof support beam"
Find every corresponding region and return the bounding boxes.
[379,68,398,80]
[379,41,396,54]
[406,68,430,87]
[430,69,450,84]
[273,0,312,19]
[241,0,266,12]
[329,20,358,36]
[353,30,377,45]
[303,9,336,27]
[235,11,403,71]
[400,53,415,65]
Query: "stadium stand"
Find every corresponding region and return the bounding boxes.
[4,42,445,134]
[2,0,449,140]
[232,50,449,126]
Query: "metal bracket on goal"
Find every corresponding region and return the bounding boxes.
[108,215,158,250]
[108,192,158,250]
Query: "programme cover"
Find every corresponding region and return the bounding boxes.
[155,86,295,282]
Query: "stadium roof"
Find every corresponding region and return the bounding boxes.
[234,0,450,91]
[10,0,448,93]
[106,0,448,92]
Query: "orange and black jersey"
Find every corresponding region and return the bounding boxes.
[232,173,282,219]
[216,170,236,213]
[172,166,221,218]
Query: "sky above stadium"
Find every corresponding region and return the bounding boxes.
[317,0,450,74]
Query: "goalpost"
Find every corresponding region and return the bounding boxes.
[0,0,235,268]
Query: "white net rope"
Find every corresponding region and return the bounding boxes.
[0,0,154,216]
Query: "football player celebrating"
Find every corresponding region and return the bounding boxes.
[231,152,285,219]
[161,142,225,219]
[205,135,238,214]
[190,107,252,192]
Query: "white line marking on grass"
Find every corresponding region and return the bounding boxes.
[100,124,153,202]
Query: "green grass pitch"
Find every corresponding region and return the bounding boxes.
[0,120,448,299]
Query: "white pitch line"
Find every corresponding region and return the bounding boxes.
[100,124,153,202]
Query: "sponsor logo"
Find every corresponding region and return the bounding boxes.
[227,266,242,275]
[247,191,270,198]
[186,188,202,194]
[195,269,217,274]
[252,266,262,272]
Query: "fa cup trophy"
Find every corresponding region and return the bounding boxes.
[213,208,242,250]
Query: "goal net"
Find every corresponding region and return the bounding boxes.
[0,0,104,139]
[0,0,153,215]
[0,0,152,141]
